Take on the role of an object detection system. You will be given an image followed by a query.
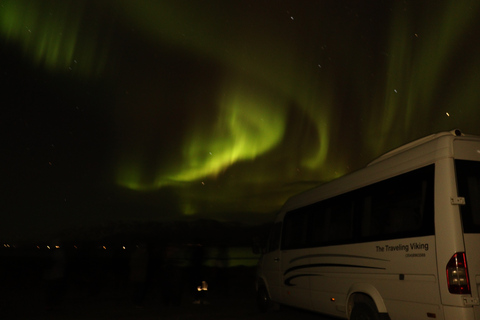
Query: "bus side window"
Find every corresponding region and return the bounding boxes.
[361,196,374,237]
[310,194,354,246]
[326,198,354,242]
[456,160,480,233]
[310,205,328,245]
[282,210,309,250]
[466,177,480,226]
[360,165,434,239]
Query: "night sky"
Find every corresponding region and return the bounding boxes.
[3,0,480,239]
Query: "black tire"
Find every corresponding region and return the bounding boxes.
[257,286,270,312]
[350,302,380,320]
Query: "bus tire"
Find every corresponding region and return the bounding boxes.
[257,285,279,312]
[350,302,380,320]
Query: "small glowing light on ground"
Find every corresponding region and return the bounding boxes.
[197,281,208,291]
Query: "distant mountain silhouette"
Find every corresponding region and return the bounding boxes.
[11,219,272,248]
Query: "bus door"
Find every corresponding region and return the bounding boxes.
[280,210,312,310]
[281,248,312,310]
[262,222,283,302]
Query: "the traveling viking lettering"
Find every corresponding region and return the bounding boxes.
[376,242,429,253]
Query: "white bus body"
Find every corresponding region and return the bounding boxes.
[256,130,480,320]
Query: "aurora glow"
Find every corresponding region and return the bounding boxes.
[0,0,110,77]
[365,0,480,155]
[3,0,480,229]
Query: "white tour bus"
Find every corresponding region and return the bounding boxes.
[256,130,480,320]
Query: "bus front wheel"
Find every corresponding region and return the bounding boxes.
[350,302,380,320]
[257,286,270,312]
[257,286,279,312]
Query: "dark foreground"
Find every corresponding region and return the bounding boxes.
[0,265,334,320]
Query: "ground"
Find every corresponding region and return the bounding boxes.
[0,265,334,319]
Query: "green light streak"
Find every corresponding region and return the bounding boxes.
[114,1,342,200]
[181,203,197,216]
[109,1,480,217]
[116,78,288,190]
[116,160,146,191]
[174,79,287,182]
[0,0,109,77]
[5,0,480,222]
[300,105,331,171]
[365,0,480,156]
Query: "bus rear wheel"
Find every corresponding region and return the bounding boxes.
[350,302,380,320]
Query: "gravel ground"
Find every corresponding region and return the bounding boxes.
[1,266,335,320]
[11,293,334,320]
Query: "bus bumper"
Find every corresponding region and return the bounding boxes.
[443,305,477,320]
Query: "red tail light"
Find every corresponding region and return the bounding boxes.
[446,252,471,294]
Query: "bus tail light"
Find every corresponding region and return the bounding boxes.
[446,252,470,294]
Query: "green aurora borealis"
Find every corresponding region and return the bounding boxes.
[3,0,480,229]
